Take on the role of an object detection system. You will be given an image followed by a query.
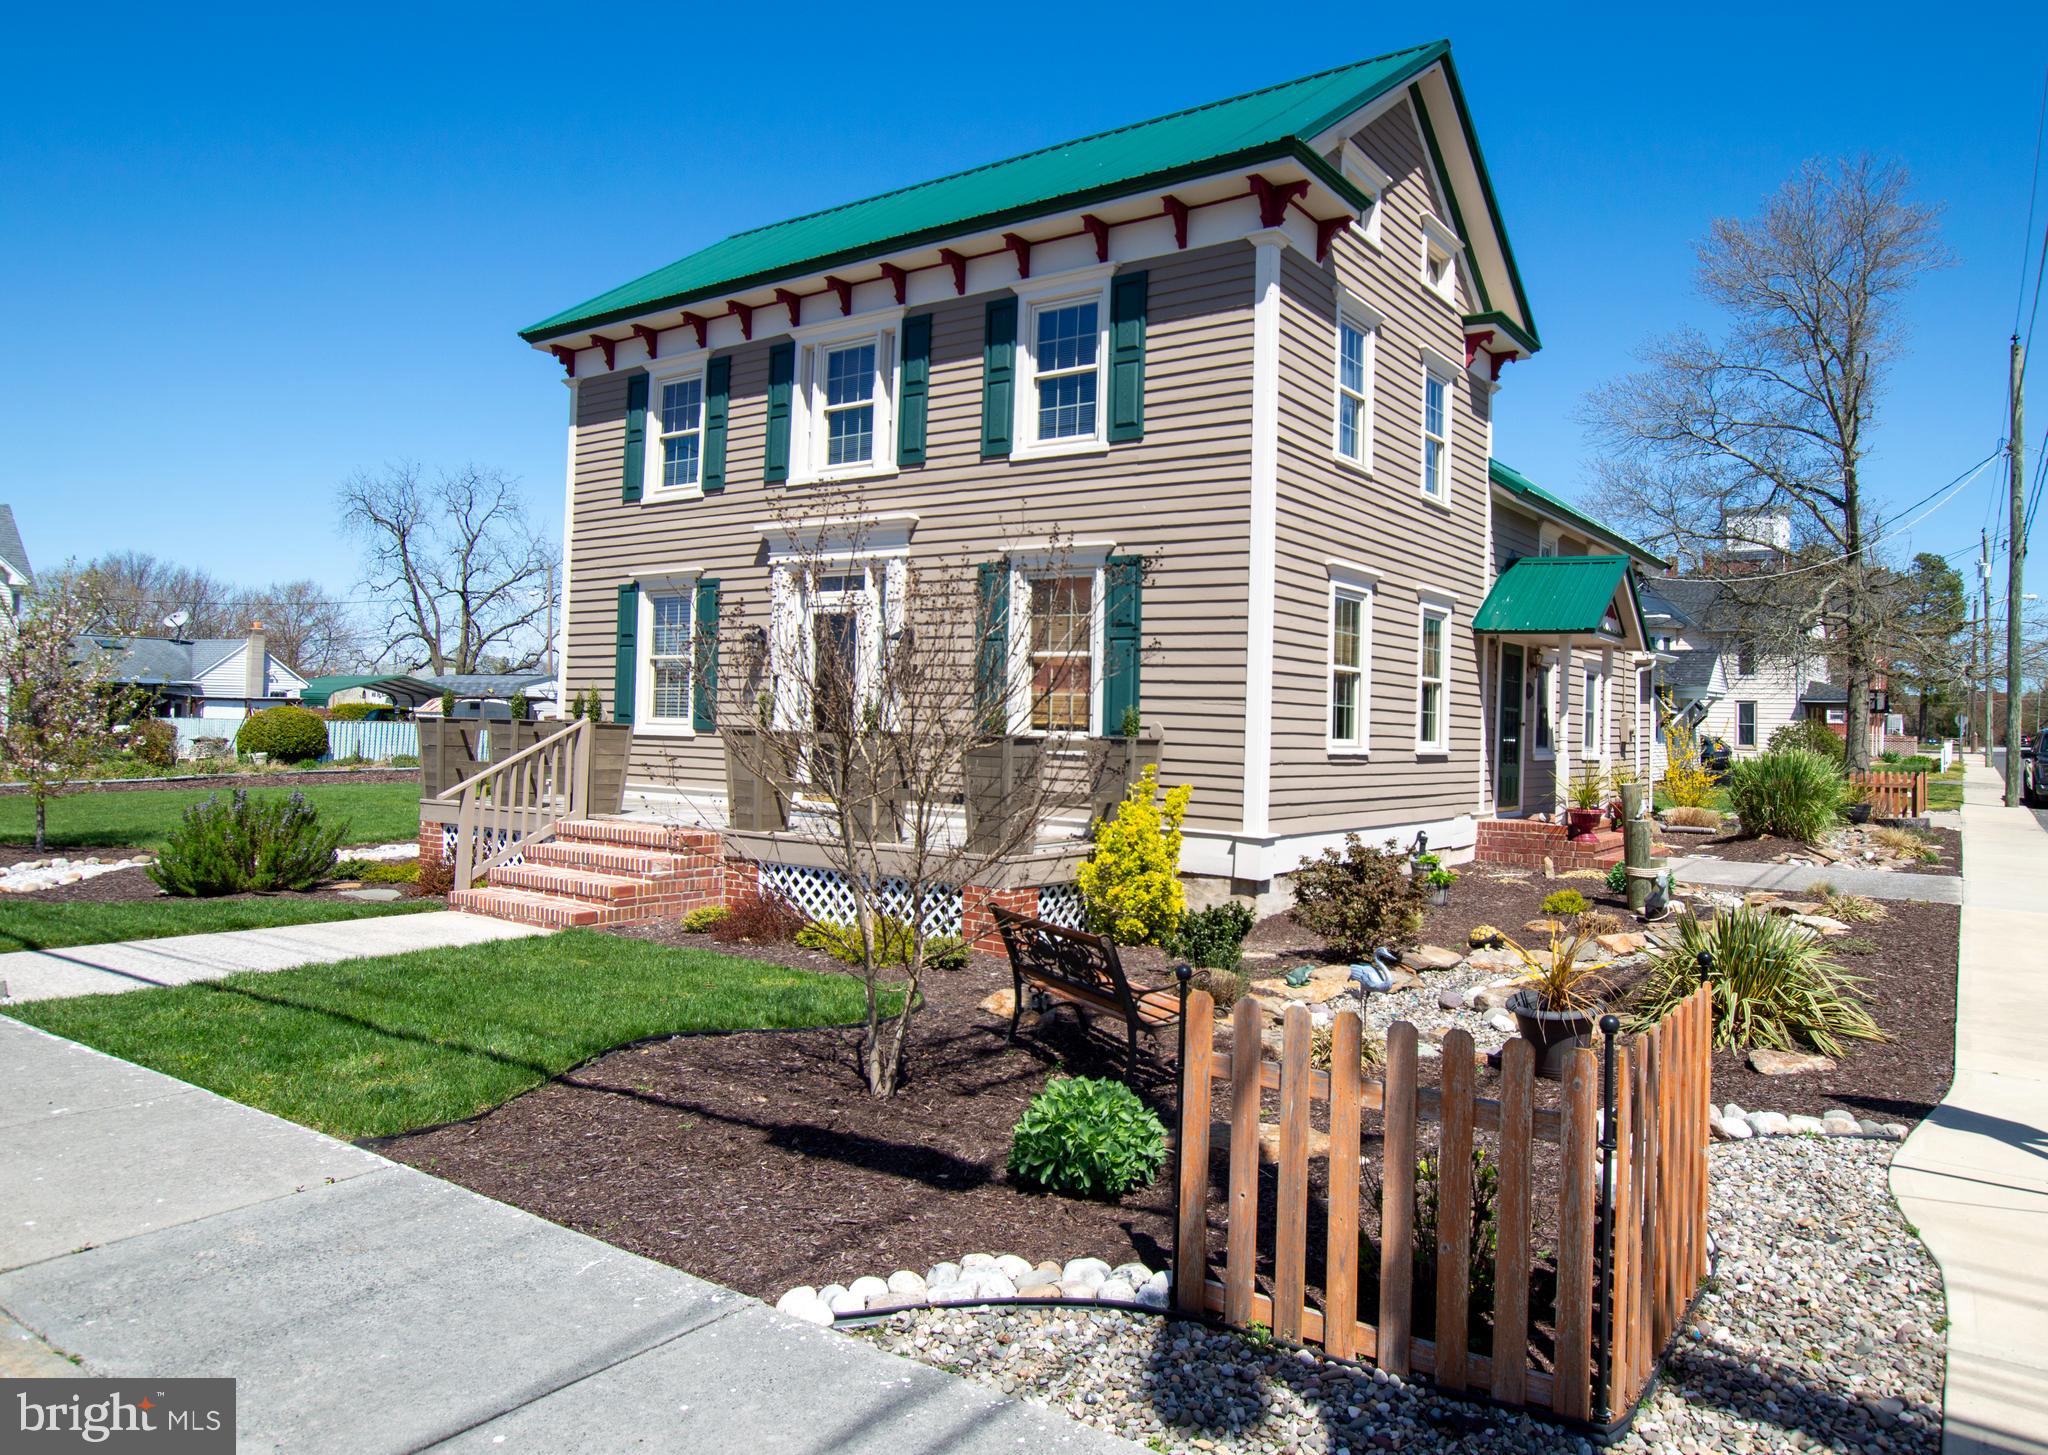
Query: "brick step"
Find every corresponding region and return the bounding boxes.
[449,886,605,929]
[555,818,682,850]
[487,862,663,903]
[521,840,696,877]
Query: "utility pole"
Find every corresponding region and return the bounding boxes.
[1981,529,1995,767]
[2009,336,2029,804]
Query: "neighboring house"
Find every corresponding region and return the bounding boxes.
[1639,577,1818,764]
[75,627,307,718]
[0,506,31,616]
[517,41,1657,897]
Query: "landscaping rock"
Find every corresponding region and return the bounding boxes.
[1097,1277,1138,1303]
[1485,1009,1516,1035]
[1135,1272,1170,1309]
[829,1288,869,1314]
[1385,968,1425,991]
[994,1253,1033,1280]
[1714,1116,1753,1140]
[1463,948,1522,974]
[1054,1278,1098,1300]
[1790,913,1851,936]
[1031,1260,1062,1284]
[1594,932,1647,955]
[1747,1111,1793,1136]
[1468,979,1533,1010]
[1016,1282,1060,1299]
[977,989,1018,1018]
[886,1270,927,1297]
[1062,1257,1111,1286]
[1401,945,1464,972]
[1522,918,1563,936]
[847,1275,889,1302]
[1787,1114,1829,1136]
[1748,1048,1837,1077]
[959,1252,996,1269]
[924,1261,960,1286]
[1110,1262,1153,1288]
[1436,986,1471,1011]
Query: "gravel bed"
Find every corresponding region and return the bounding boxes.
[855,1137,1944,1454]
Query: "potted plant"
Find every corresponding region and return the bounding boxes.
[1086,706,1164,823]
[1502,926,1615,1078]
[1842,778,1874,825]
[1566,765,1607,841]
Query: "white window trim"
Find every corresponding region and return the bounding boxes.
[642,352,711,499]
[634,569,702,737]
[1537,524,1560,558]
[1419,352,1457,508]
[788,310,905,486]
[1419,213,1462,304]
[764,554,906,735]
[1415,601,1451,755]
[1340,143,1390,251]
[1581,666,1604,756]
[1736,699,1759,748]
[1532,655,1556,761]
[1011,264,1116,460]
[1007,551,1109,739]
[1326,566,1376,755]
[1331,290,1382,474]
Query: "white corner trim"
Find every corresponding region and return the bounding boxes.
[1243,237,1284,839]
[557,384,578,709]
[1325,558,1381,589]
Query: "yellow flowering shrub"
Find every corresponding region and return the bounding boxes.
[1661,718,1719,809]
[1075,765,1193,947]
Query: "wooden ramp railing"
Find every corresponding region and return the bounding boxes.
[1174,986,1711,1427]
[435,717,592,890]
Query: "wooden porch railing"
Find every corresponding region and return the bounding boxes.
[435,717,592,890]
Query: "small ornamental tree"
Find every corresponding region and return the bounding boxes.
[0,586,126,850]
[1075,764,1192,947]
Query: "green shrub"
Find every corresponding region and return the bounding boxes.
[1541,889,1589,917]
[799,916,915,965]
[122,718,179,770]
[1007,1076,1166,1200]
[328,702,378,721]
[1604,862,1629,896]
[924,935,971,971]
[1075,765,1192,947]
[1191,965,1249,1010]
[235,706,330,763]
[1628,906,1885,1057]
[1767,718,1847,765]
[508,691,530,721]
[679,904,732,933]
[1169,901,1256,971]
[331,857,420,884]
[148,790,347,897]
[1725,748,1846,842]
[1310,1018,1384,1071]
[1889,754,1937,773]
[1415,1147,1500,1314]
[440,691,457,718]
[1290,835,1428,960]
[391,753,421,768]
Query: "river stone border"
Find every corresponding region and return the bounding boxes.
[776,1254,1172,1326]
[1710,1101,1907,1141]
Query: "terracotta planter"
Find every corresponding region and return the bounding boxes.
[1565,807,1605,841]
[1508,989,1599,1079]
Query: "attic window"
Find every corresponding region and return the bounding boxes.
[1340,144,1390,250]
[1420,214,1460,303]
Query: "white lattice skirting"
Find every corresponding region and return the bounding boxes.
[440,825,525,868]
[1035,883,1085,929]
[760,862,964,936]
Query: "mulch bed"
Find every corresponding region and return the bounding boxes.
[0,848,433,911]
[1689,824,1962,878]
[0,768,418,797]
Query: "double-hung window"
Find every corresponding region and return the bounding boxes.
[1013,271,1114,455]
[822,341,877,468]
[1334,296,1378,468]
[1330,589,1367,750]
[656,375,704,490]
[1533,661,1554,756]
[1417,605,1449,752]
[1736,700,1758,748]
[1027,574,1094,733]
[793,322,898,482]
[647,591,693,724]
[1421,367,1452,502]
[1582,668,1602,754]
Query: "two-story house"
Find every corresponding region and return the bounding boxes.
[485,40,1658,929]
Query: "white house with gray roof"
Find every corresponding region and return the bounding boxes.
[74,627,307,718]
[0,505,32,616]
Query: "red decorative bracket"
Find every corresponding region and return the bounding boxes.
[593,334,618,370]
[1081,214,1110,263]
[1315,215,1350,262]
[1247,173,1309,229]
[1490,350,1517,383]
[730,301,754,340]
[1002,232,1032,279]
[679,312,707,348]
[775,288,803,327]
[1464,329,1495,369]
[939,249,968,294]
[880,263,908,305]
[632,324,661,360]
[549,345,577,377]
[1161,195,1190,250]
[824,276,854,315]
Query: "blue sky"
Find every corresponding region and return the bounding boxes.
[5,2,2045,607]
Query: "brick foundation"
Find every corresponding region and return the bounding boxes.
[1475,818,1672,873]
[960,885,1039,953]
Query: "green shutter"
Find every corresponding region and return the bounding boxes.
[1102,554,1143,734]
[981,298,1017,458]
[898,314,932,465]
[614,582,639,725]
[702,356,730,493]
[974,561,1010,734]
[621,373,649,502]
[1108,271,1148,442]
[764,342,795,482]
[693,578,720,732]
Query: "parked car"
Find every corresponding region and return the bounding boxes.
[2023,731,2048,806]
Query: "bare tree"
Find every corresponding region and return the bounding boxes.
[677,488,1150,1098]
[247,579,365,677]
[45,553,236,637]
[0,585,128,850]
[338,463,558,673]
[1586,157,1948,767]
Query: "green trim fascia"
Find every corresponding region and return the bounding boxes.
[524,140,1368,343]
[1408,82,1491,315]
[1464,310,1538,356]
[1436,53,1538,346]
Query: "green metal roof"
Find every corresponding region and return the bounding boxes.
[1472,555,1641,635]
[1489,459,1668,567]
[298,673,436,707]
[524,42,1523,344]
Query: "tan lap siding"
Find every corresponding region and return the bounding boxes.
[562,243,1256,833]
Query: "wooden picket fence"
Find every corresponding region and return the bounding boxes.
[1850,769,1927,817]
[1173,985,1711,1426]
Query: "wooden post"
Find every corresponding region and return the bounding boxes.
[1273,1005,1312,1342]
[1225,997,1262,1327]
[1435,1028,1475,1391]
[1378,1021,1418,1377]
[1491,1037,1534,1405]
[1324,1011,1364,1359]
[1555,1048,1598,1420]
[1174,988,1215,1313]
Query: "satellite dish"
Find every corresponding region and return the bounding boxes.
[163,610,191,631]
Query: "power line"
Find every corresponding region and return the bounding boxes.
[2019,63,2048,337]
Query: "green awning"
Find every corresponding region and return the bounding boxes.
[1472,555,1645,641]
[298,673,438,707]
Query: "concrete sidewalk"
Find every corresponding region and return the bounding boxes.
[1892,764,2048,1454]
[1663,854,1964,903]
[0,910,544,1003]
[0,1017,1136,1453]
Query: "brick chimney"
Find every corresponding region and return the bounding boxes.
[245,622,267,700]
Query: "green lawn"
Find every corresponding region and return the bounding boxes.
[5,931,891,1139]
[0,781,421,851]
[0,895,436,953]
[1927,764,1965,812]
[1653,785,1732,813]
